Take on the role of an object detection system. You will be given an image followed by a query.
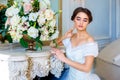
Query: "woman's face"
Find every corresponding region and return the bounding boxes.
[74,12,89,31]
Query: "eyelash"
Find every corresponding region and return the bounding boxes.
[76,19,87,22]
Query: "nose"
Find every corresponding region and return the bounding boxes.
[80,20,83,25]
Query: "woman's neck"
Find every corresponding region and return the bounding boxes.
[76,30,88,39]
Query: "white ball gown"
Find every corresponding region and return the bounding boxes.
[59,38,100,80]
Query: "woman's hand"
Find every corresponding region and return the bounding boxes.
[50,48,66,62]
[64,26,75,38]
[50,26,75,47]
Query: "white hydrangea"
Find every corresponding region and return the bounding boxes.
[49,27,54,33]
[22,0,31,3]
[40,34,49,41]
[21,16,28,23]
[18,23,28,31]
[37,11,46,26]
[10,15,21,27]
[9,30,23,42]
[28,27,39,38]
[40,26,49,35]
[49,19,56,27]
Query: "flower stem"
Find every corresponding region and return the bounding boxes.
[33,22,36,27]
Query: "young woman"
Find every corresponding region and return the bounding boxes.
[51,7,100,80]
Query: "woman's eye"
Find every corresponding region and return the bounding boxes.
[83,19,87,22]
[77,18,80,21]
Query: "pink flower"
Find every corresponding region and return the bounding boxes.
[23,3,32,14]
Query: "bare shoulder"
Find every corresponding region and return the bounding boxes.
[87,36,95,43]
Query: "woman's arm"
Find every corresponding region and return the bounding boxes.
[50,27,75,46]
[58,27,75,45]
[51,48,94,73]
[63,56,94,73]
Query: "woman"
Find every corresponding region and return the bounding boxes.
[51,7,100,80]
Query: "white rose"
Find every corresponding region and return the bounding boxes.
[28,27,39,38]
[5,6,19,17]
[45,9,54,20]
[29,12,38,21]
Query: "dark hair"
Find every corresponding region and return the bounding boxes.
[71,7,93,23]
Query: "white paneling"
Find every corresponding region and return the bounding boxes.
[116,0,120,38]
[85,0,111,41]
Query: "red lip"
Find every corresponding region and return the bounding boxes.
[79,25,83,28]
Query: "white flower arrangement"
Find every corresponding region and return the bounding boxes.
[5,0,60,49]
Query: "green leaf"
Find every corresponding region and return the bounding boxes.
[19,6,24,17]
[2,31,6,37]
[32,0,39,12]
[35,41,43,50]
[5,34,12,43]
[29,21,34,26]
[53,39,59,48]
[0,30,3,33]
[34,37,43,50]
[20,38,28,48]
[23,30,27,34]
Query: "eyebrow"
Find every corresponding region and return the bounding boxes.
[76,16,80,19]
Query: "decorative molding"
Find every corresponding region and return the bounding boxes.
[95,36,111,41]
[72,0,85,7]
[96,0,112,41]
[109,0,112,39]
[58,0,62,37]
[116,0,120,38]
[96,0,113,50]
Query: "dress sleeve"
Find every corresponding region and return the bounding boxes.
[84,43,99,57]
[62,38,70,48]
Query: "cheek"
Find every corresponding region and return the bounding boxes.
[74,20,80,25]
[84,22,89,26]
[74,22,78,27]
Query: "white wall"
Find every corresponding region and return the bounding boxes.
[0,0,7,5]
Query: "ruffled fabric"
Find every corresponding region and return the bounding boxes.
[61,38,100,80]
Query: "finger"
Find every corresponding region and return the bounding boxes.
[68,27,75,33]
[70,26,75,32]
